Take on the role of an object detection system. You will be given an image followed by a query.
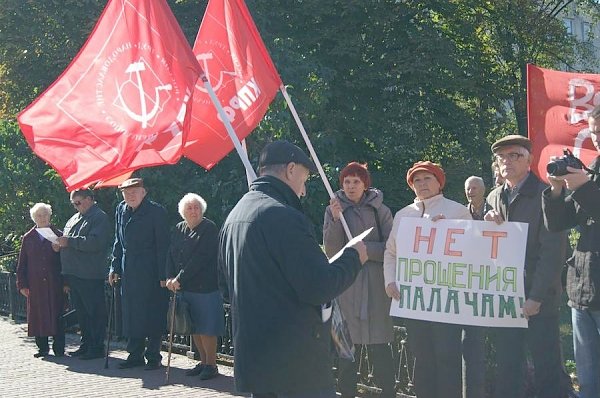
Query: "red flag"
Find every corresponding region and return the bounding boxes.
[527,64,598,181]
[186,0,282,169]
[18,0,201,191]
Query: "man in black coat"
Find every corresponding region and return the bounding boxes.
[485,135,567,398]
[542,107,600,398]
[109,178,169,370]
[219,140,367,398]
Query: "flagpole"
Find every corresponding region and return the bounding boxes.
[241,139,254,188]
[280,85,352,240]
[202,75,258,181]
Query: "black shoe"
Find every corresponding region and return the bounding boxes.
[54,351,65,357]
[80,350,104,360]
[185,363,205,376]
[33,351,49,358]
[199,365,219,380]
[118,359,145,369]
[69,347,88,357]
[144,361,162,370]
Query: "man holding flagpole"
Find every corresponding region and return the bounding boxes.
[219,140,367,398]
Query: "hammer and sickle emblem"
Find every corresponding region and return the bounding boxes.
[116,61,172,128]
[195,53,237,93]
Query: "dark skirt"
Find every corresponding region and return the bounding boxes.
[180,290,225,336]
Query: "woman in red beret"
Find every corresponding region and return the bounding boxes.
[323,162,395,398]
[383,161,473,398]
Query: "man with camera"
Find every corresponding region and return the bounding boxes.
[485,135,567,398]
[542,108,600,398]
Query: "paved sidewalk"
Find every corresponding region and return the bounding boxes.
[0,316,247,397]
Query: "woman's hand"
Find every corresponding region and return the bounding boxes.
[329,198,343,221]
[385,282,401,301]
[484,210,504,225]
[19,288,29,298]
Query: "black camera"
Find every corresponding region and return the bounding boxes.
[546,148,584,177]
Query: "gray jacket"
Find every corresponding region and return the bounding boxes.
[61,204,111,280]
[324,188,394,344]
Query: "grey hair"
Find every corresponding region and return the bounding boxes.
[464,176,485,188]
[30,203,52,221]
[259,163,288,177]
[178,193,207,218]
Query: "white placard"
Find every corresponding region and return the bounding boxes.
[389,218,528,328]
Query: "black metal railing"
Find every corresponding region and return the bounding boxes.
[0,269,415,397]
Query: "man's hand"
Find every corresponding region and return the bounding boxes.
[19,288,29,298]
[63,285,70,294]
[165,278,181,292]
[548,166,591,192]
[349,240,368,264]
[56,236,69,248]
[108,272,120,287]
[484,210,504,225]
[159,280,167,288]
[329,198,343,221]
[431,214,446,222]
[522,298,541,320]
[385,282,400,301]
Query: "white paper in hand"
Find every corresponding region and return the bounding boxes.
[36,228,59,244]
[322,227,373,322]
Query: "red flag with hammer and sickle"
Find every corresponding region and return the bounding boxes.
[18,0,201,190]
[185,0,282,169]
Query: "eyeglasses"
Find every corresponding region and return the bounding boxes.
[494,152,525,162]
[70,201,82,207]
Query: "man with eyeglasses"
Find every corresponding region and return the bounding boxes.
[484,135,568,398]
[55,189,111,360]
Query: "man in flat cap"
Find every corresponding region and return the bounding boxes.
[542,105,600,398]
[485,135,567,398]
[56,189,111,360]
[109,178,169,370]
[219,140,367,398]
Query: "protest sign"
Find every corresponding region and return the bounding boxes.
[390,218,528,328]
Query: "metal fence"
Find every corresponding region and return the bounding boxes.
[0,269,415,397]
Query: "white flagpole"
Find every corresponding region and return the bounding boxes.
[280,85,353,240]
[241,139,254,188]
[202,75,258,182]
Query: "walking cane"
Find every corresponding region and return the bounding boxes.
[104,278,117,369]
[165,293,177,383]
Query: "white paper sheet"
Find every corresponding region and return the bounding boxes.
[36,227,59,244]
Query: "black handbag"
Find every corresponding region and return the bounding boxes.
[167,294,193,335]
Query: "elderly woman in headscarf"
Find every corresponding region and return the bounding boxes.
[323,162,395,398]
[383,161,474,398]
[165,193,224,380]
[16,203,66,358]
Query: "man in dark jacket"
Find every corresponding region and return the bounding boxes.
[542,107,600,398]
[108,178,169,370]
[219,140,367,398]
[485,135,567,398]
[57,189,111,360]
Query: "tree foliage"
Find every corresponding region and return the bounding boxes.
[1,0,599,250]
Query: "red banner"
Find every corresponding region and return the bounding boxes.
[18,0,201,191]
[186,0,282,169]
[527,64,599,181]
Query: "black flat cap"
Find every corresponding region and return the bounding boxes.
[259,140,317,172]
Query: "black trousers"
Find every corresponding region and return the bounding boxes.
[67,275,107,353]
[492,314,565,398]
[406,319,463,398]
[337,343,396,398]
[126,336,162,363]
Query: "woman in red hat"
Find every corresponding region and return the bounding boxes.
[383,161,474,398]
[323,162,395,398]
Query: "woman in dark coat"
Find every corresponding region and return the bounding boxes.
[16,202,65,357]
[166,193,224,380]
[323,162,395,398]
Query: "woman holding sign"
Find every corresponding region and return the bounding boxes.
[323,162,395,398]
[383,161,474,398]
